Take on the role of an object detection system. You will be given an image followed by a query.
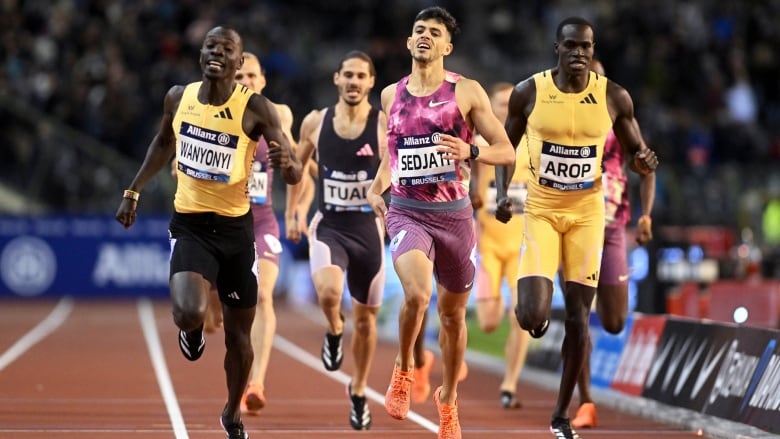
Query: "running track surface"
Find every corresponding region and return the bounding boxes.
[0,297,711,439]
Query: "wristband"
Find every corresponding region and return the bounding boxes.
[123,189,140,201]
[469,143,480,161]
[637,214,651,225]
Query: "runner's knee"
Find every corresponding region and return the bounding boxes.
[173,307,204,332]
[600,314,626,334]
[515,277,553,330]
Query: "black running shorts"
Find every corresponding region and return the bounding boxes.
[309,211,385,306]
[169,210,258,308]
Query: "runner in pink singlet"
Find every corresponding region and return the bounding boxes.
[365,7,515,438]
[571,59,656,430]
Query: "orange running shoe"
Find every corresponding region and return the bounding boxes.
[457,359,468,382]
[434,386,461,439]
[385,364,413,420]
[241,383,266,416]
[412,350,434,403]
[571,402,598,428]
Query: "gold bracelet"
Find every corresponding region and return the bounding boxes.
[123,189,140,201]
[637,214,651,225]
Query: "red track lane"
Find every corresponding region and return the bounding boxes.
[0,298,710,438]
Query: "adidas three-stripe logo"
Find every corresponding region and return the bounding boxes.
[214,108,234,119]
[179,330,205,357]
[550,427,580,439]
[580,93,598,104]
[350,401,370,428]
[356,143,374,156]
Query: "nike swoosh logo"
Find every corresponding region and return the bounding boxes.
[464,281,473,289]
[428,100,449,107]
[618,274,629,282]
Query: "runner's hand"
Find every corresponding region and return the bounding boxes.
[268,140,292,169]
[631,148,658,175]
[495,196,513,224]
[285,212,305,244]
[470,192,483,210]
[295,207,309,239]
[115,198,138,229]
[636,216,653,245]
[434,133,470,161]
[367,192,387,231]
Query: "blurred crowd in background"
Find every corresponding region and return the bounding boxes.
[2,0,780,278]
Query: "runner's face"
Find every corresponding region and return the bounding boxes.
[555,24,594,74]
[235,57,266,93]
[199,29,242,80]
[490,88,512,124]
[407,19,452,63]
[334,58,375,106]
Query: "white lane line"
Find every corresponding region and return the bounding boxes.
[138,298,189,439]
[0,296,74,371]
[273,334,439,434]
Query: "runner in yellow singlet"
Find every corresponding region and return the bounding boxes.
[116,27,302,439]
[495,17,658,439]
[470,82,530,409]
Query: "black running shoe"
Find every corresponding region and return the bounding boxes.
[347,382,372,430]
[550,417,580,439]
[321,331,343,371]
[220,416,249,439]
[529,319,550,339]
[500,390,522,409]
[178,324,205,361]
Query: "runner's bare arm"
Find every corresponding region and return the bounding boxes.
[116,85,183,228]
[495,79,534,223]
[248,94,302,184]
[285,109,321,243]
[608,82,658,175]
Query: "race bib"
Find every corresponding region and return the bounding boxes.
[323,169,373,212]
[177,122,238,182]
[396,133,456,186]
[248,161,268,205]
[537,141,597,191]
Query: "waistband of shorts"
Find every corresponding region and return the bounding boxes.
[318,209,376,219]
[172,209,251,225]
[390,195,470,212]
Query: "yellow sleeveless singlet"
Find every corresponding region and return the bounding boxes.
[474,139,529,300]
[172,82,255,216]
[525,70,612,210]
[476,137,530,240]
[518,70,613,286]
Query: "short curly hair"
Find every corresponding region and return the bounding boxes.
[555,17,593,42]
[414,7,460,38]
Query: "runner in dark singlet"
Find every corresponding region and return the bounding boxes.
[286,50,386,431]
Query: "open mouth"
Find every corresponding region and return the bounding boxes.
[206,60,224,71]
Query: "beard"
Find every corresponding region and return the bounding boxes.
[342,90,363,106]
[412,52,434,64]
